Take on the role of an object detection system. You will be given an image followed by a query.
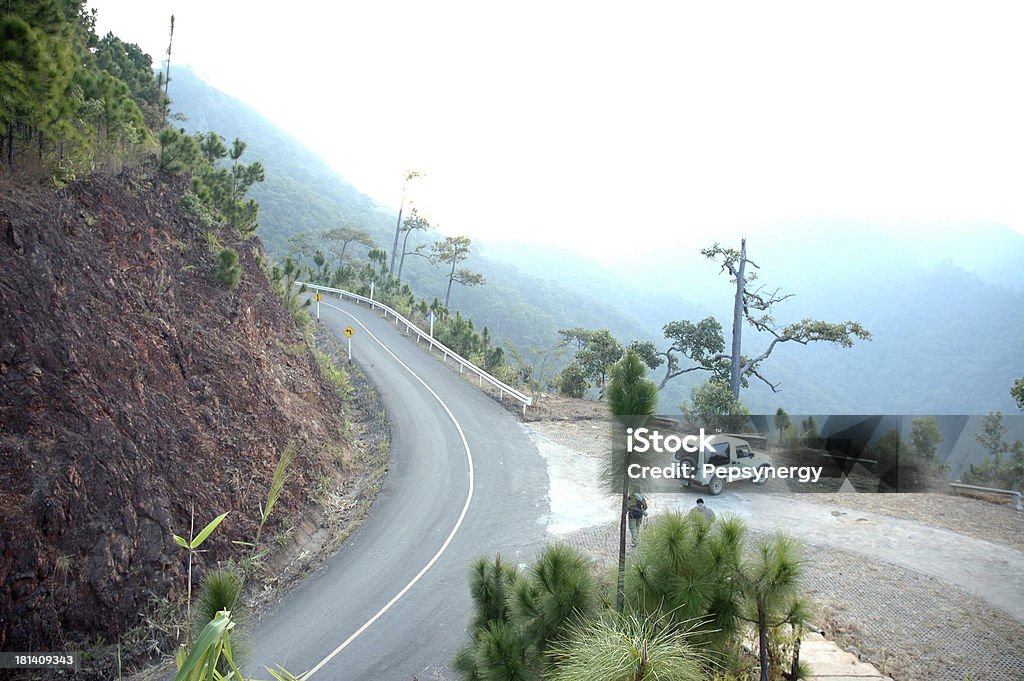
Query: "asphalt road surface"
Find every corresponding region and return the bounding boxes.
[244,297,549,680]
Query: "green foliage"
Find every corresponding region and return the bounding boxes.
[742,533,813,681]
[605,350,659,613]
[657,317,728,388]
[656,241,870,396]
[193,568,243,645]
[1,3,80,168]
[874,428,905,468]
[432,235,485,308]
[558,328,625,397]
[799,417,820,449]
[456,555,525,681]
[267,256,311,324]
[509,544,596,651]
[95,30,163,121]
[190,134,266,236]
[397,207,432,279]
[625,340,662,371]
[173,510,230,649]
[962,412,1024,491]
[774,408,791,441]
[434,312,502,369]
[456,521,813,681]
[558,361,588,398]
[214,248,241,290]
[181,189,218,228]
[1013,377,1024,411]
[319,225,376,268]
[159,127,200,174]
[548,613,710,681]
[909,416,942,461]
[314,350,352,401]
[174,610,298,681]
[681,380,751,433]
[624,512,745,647]
[456,546,597,681]
[468,621,534,681]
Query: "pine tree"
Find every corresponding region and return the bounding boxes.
[603,350,658,612]
[431,236,485,309]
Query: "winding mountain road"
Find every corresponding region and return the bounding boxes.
[244,298,549,680]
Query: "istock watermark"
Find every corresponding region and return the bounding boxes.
[622,426,821,488]
[612,413,1024,495]
[626,461,822,484]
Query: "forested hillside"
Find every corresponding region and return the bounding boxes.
[167,68,661,359]
[167,67,1024,416]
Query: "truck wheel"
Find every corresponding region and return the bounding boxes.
[754,464,770,485]
[708,477,724,496]
[678,457,697,487]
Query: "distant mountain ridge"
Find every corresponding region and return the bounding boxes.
[167,66,1024,415]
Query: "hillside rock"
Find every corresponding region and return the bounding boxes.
[0,171,347,652]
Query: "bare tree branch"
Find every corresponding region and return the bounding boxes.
[749,366,781,393]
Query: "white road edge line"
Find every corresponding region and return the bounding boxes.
[299,300,475,680]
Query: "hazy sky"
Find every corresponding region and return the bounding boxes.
[89,1,1024,259]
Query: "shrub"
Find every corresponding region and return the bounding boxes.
[681,380,750,433]
[909,416,942,461]
[558,362,588,398]
[315,350,352,401]
[215,248,241,290]
[548,614,710,681]
[193,568,242,639]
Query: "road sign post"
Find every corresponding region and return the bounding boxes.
[343,325,355,362]
[315,292,322,322]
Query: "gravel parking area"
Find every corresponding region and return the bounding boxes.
[530,419,1024,681]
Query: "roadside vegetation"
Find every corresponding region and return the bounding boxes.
[455,352,814,681]
[455,511,813,681]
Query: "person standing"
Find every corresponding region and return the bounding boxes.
[692,497,716,522]
[627,492,648,546]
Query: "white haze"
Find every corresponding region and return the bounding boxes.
[89,0,1024,261]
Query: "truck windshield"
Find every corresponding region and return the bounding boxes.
[709,443,729,455]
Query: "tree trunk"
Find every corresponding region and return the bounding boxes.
[729,238,747,398]
[444,259,456,308]
[615,478,628,613]
[790,625,802,680]
[390,202,403,274]
[758,597,770,681]
[398,228,414,279]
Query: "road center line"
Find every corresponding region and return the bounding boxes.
[299,300,475,680]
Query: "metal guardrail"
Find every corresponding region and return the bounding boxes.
[295,282,533,414]
[950,482,1023,511]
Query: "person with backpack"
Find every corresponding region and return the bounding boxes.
[627,492,648,547]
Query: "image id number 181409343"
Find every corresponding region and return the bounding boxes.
[0,652,79,669]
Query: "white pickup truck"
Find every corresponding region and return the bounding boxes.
[673,434,773,495]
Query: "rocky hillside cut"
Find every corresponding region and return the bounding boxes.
[0,171,348,652]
